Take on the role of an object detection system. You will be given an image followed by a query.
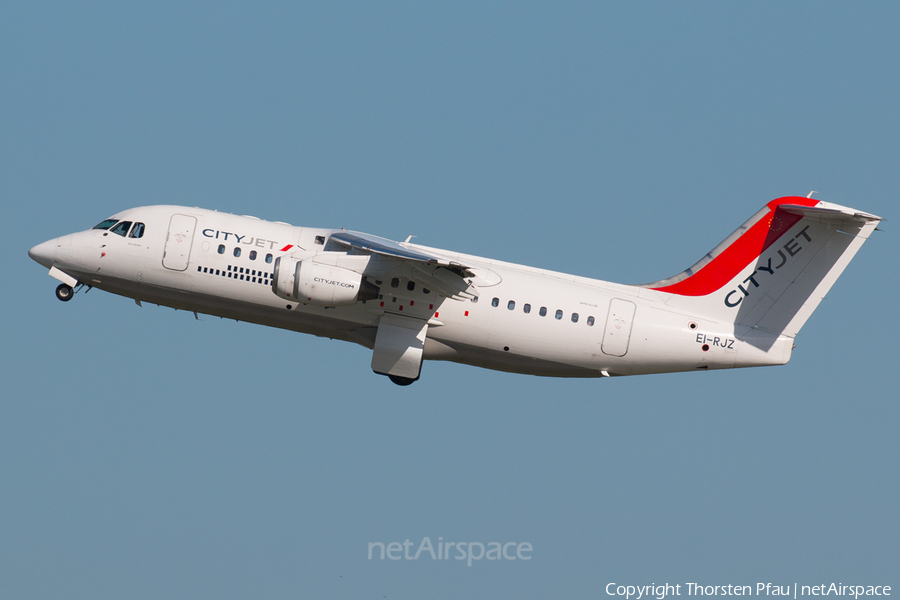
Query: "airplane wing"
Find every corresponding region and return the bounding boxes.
[329,231,477,300]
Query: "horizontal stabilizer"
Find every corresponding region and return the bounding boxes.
[778,204,882,227]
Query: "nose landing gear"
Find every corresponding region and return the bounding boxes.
[55,283,74,302]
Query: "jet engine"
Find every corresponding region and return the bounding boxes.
[272,257,379,307]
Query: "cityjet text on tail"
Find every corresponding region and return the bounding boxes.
[29,196,881,385]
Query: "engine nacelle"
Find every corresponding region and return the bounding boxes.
[272,257,379,307]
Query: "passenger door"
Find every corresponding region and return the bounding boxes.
[600,298,636,357]
[162,214,197,271]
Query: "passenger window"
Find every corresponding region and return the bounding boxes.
[110,221,132,237]
[233,247,241,258]
[218,244,225,254]
[249,250,257,260]
[539,307,547,317]
[265,253,273,263]
[508,300,515,310]
[491,298,499,308]
[391,278,400,288]
[571,313,579,323]
[93,219,118,230]
[587,316,595,326]
[555,309,563,320]
[128,222,145,238]
[523,303,531,314]
[407,281,416,291]
[423,288,431,295]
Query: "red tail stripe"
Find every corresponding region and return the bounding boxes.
[650,197,819,297]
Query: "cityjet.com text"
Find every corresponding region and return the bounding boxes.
[606,584,891,600]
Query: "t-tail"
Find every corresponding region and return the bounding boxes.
[640,196,881,357]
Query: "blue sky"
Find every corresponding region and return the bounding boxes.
[2,2,897,598]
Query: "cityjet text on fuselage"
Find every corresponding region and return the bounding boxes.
[202,229,282,250]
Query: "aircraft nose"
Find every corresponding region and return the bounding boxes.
[28,238,57,268]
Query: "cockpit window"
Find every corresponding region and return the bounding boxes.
[128,222,145,238]
[93,219,118,230]
[109,221,133,237]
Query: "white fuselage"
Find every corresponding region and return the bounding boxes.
[29,205,794,380]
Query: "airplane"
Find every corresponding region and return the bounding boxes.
[28,196,881,385]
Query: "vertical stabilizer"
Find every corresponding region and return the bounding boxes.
[641,197,881,338]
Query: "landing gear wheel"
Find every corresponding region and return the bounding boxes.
[388,375,417,386]
[55,283,74,302]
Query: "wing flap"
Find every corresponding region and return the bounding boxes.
[409,265,477,300]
